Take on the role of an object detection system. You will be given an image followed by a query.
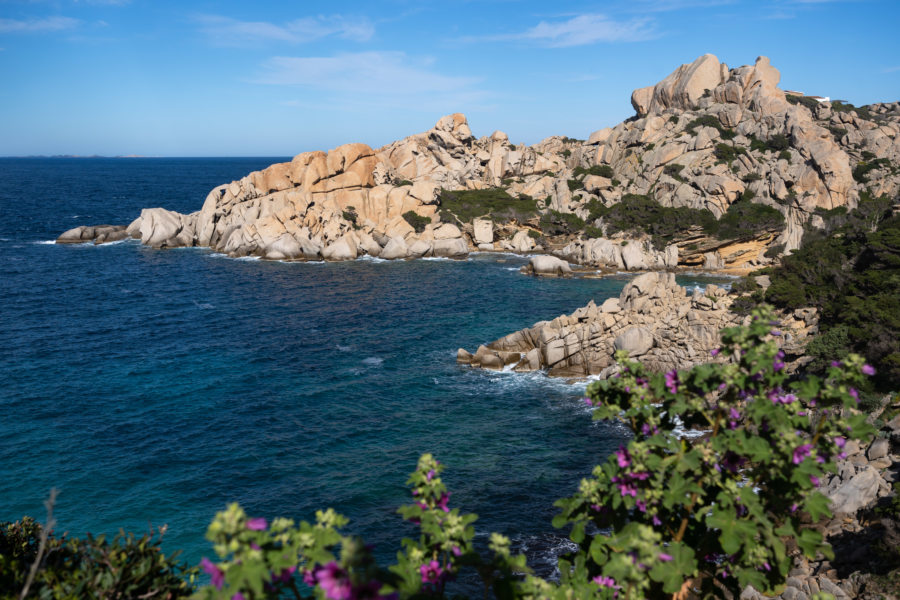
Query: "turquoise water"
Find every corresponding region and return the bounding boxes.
[0,158,728,577]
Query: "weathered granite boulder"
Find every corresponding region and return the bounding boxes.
[473,218,493,245]
[56,225,128,245]
[524,255,572,277]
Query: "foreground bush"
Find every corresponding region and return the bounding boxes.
[189,307,872,599]
[0,514,195,599]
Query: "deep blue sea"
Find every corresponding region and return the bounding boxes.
[0,158,729,580]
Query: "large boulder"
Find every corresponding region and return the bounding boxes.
[139,207,194,248]
[473,218,493,245]
[56,225,128,245]
[826,466,888,515]
[614,327,655,356]
[321,234,358,261]
[380,236,409,259]
[432,237,468,258]
[526,255,572,277]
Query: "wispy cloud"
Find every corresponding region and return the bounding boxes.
[466,14,655,47]
[257,52,477,94]
[255,51,489,111]
[196,14,374,46]
[0,16,80,33]
[883,66,900,74]
[628,0,736,11]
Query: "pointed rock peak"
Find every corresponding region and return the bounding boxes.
[631,53,726,116]
[434,113,474,142]
[752,55,781,88]
[490,130,509,142]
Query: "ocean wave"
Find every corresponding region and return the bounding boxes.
[362,357,384,367]
[33,240,58,245]
[357,255,388,263]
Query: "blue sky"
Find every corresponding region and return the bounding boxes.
[1,0,898,156]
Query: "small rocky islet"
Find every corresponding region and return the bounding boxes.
[57,54,900,599]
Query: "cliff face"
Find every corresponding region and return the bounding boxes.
[60,54,900,268]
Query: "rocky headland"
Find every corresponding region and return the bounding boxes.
[58,54,900,274]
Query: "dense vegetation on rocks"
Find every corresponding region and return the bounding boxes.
[734,194,899,391]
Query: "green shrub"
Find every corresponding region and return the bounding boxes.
[740,188,756,202]
[584,225,604,238]
[402,211,432,233]
[573,165,614,179]
[786,94,820,111]
[742,172,763,183]
[599,194,718,250]
[394,179,413,187]
[714,143,746,164]
[438,188,538,223]
[562,149,572,158]
[668,115,679,124]
[685,115,735,140]
[0,515,196,599]
[342,206,359,229]
[778,150,792,162]
[715,200,784,240]
[853,158,891,183]
[765,203,899,389]
[663,164,687,183]
[828,126,848,141]
[539,210,585,236]
[567,179,584,192]
[527,229,541,239]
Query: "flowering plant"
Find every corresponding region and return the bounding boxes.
[554,306,875,598]
[193,307,875,599]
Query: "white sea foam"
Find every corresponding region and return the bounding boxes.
[357,255,388,263]
[362,357,384,367]
[192,300,215,310]
[33,240,58,245]
[336,345,352,352]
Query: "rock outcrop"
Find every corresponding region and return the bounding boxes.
[458,272,744,377]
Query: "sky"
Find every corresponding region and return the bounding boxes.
[0,0,898,157]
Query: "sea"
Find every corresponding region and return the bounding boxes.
[0,157,731,581]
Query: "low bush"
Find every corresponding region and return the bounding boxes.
[714,143,746,164]
[0,514,195,599]
[573,165,614,179]
[539,210,585,236]
[663,164,687,183]
[715,200,784,240]
[685,115,735,140]
[596,194,718,250]
[438,188,538,224]
[852,158,891,183]
[786,94,820,112]
[402,211,431,233]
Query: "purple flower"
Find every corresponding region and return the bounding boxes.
[849,388,859,403]
[762,562,771,572]
[232,594,245,600]
[834,436,846,449]
[665,370,679,394]
[771,329,782,336]
[652,514,662,526]
[437,492,450,512]
[773,359,785,372]
[614,447,632,468]
[451,545,462,557]
[862,364,876,376]
[315,562,352,600]
[246,517,267,531]
[303,569,317,586]
[426,469,435,481]
[659,552,673,562]
[810,475,820,487]
[201,557,225,590]
[635,499,647,513]
[583,397,593,406]
[710,348,720,357]
[792,443,813,465]
[593,575,620,595]
[831,360,843,368]
[722,451,746,473]
[420,560,444,584]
